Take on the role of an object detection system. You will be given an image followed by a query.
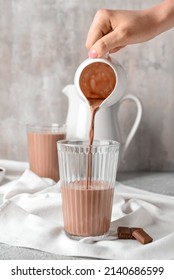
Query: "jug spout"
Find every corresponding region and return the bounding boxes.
[62,84,90,140]
[62,84,79,104]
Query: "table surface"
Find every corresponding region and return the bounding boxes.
[0,171,174,260]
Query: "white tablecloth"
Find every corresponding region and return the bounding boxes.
[0,160,174,259]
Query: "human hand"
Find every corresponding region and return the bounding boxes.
[86,1,174,58]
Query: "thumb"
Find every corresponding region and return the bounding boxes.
[88,29,123,58]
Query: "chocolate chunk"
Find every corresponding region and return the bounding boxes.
[117,227,132,239]
[117,226,153,244]
[130,227,142,239]
[132,229,153,244]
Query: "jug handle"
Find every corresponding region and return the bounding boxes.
[117,94,142,157]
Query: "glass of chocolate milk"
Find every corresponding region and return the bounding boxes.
[57,140,119,239]
[27,124,66,181]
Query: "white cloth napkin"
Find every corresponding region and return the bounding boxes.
[0,166,174,259]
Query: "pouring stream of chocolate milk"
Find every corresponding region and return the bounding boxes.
[79,62,116,188]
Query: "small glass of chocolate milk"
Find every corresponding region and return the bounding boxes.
[27,124,66,181]
[57,140,119,239]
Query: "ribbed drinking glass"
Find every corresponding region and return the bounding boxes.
[57,140,119,239]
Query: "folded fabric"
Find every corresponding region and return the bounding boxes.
[0,168,174,259]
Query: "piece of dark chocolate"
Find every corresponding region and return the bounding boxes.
[117,226,132,239]
[132,228,153,244]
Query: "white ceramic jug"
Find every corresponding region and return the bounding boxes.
[74,56,127,108]
[63,84,142,160]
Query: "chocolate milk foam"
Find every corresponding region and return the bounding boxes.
[61,62,116,237]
